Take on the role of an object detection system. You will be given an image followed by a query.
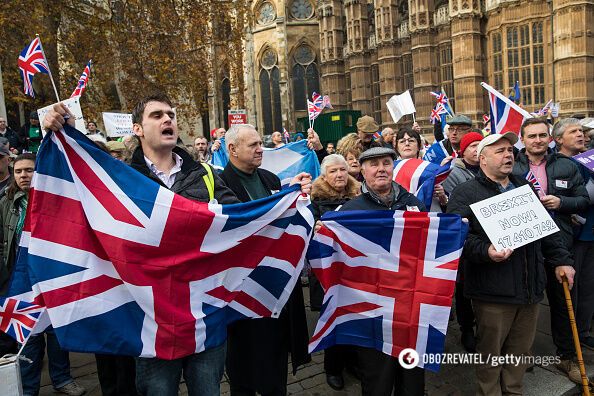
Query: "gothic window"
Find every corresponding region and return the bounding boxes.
[505,21,545,107]
[492,32,503,90]
[222,77,231,130]
[291,44,320,111]
[260,48,282,134]
[257,2,276,25]
[371,64,381,121]
[403,53,414,102]
[439,45,455,110]
[290,0,314,20]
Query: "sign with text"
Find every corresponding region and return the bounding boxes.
[38,97,85,136]
[573,148,594,173]
[228,109,247,126]
[470,184,559,251]
[102,112,133,137]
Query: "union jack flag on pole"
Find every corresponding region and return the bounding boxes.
[17,37,49,97]
[307,210,468,371]
[482,82,532,138]
[0,298,45,344]
[429,103,447,124]
[70,60,92,98]
[5,125,313,359]
[393,158,453,209]
[307,99,322,121]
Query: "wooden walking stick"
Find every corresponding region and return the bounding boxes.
[560,271,591,396]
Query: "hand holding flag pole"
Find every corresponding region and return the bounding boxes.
[35,34,60,102]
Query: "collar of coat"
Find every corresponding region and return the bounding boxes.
[311,175,360,201]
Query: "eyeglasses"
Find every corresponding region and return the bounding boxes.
[397,138,417,145]
[449,126,470,132]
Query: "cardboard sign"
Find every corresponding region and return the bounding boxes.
[37,97,86,135]
[470,184,559,251]
[103,112,133,137]
[228,109,247,126]
[551,102,560,118]
[573,148,594,173]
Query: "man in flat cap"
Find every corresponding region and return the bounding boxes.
[425,114,473,165]
[338,146,426,395]
[356,115,382,152]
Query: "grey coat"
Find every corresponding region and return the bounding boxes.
[442,158,478,195]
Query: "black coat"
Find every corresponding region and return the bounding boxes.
[513,149,589,248]
[0,127,23,153]
[130,145,239,204]
[340,182,427,212]
[447,171,573,305]
[220,162,311,392]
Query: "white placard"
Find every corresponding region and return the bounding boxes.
[386,90,416,124]
[551,102,560,118]
[37,97,86,135]
[470,184,560,251]
[102,112,133,137]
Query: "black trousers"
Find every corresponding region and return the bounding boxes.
[354,346,424,396]
[0,331,17,357]
[455,281,475,331]
[95,354,137,396]
[324,344,357,376]
[573,240,594,340]
[546,264,576,359]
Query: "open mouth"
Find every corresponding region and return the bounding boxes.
[162,127,174,136]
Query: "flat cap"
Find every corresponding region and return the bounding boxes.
[447,114,472,126]
[358,146,397,164]
[356,115,379,133]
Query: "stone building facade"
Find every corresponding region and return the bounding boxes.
[208,0,593,136]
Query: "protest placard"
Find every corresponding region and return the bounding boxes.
[470,184,559,251]
[37,97,86,134]
[103,112,133,137]
[573,148,594,173]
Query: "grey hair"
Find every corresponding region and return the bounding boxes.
[225,123,257,150]
[320,154,348,176]
[381,127,394,136]
[552,118,581,140]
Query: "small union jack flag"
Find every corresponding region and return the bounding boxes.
[482,114,491,124]
[18,37,49,97]
[71,60,92,98]
[322,95,333,109]
[283,127,290,143]
[525,170,542,192]
[430,103,447,124]
[531,100,553,117]
[373,131,381,141]
[308,99,322,121]
[430,91,447,105]
[0,297,45,344]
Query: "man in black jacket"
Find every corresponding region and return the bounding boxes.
[0,116,22,153]
[221,123,312,396]
[339,147,426,396]
[512,117,588,382]
[43,93,239,396]
[448,131,575,395]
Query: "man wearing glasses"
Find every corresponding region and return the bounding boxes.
[444,115,473,156]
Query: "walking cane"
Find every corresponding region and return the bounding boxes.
[560,271,591,396]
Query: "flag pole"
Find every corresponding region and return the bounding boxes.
[481,82,532,119]
[36,34,60,102]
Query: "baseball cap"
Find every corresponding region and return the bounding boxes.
[356,115,379,134]
[477,132,518,157]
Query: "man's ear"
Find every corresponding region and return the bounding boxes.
[228,143,237,157]
[132,123,143,138]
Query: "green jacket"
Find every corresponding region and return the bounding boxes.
[0,189,26,293]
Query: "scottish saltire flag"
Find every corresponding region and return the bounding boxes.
[7,124,313,359]
[307,210,468,371]
[262,140,321,186]
[18,37,49,97]
[210,137,228,170]
[393,158,453,209]
[423,139,455,165]
[70,60,92,98]
[0,298,45,344]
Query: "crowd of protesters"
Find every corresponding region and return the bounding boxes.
[0,95,593,396]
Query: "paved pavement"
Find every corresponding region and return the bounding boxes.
[36,288,593,396]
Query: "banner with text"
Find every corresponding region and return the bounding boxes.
[470,184,559,251]
[38,97,85,136]
[102,112,134,137]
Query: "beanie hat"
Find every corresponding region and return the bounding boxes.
[459,132,484,156]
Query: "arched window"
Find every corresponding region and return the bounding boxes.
[260,48,282,134]
[291,44,320,111]
[222,77,231,130]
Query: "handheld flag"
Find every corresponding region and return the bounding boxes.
[393,158,453,209]
[17,37,49,97]
[307,210,468,372]
[9,124,313,359]
[531,100,553,117]
[283,127,290,144]
[525,170,542,193]
[509,81,521,103]
[307,100,322,121]
[0,298,45,344]
[423,140,456,165]
[387,90,416,124]
[482,82,532,137]
[71,60,92,98]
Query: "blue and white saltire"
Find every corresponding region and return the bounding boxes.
[261,141,321,186]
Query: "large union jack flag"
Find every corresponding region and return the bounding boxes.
[17,37,49,97]
[307,210,467,371]
[0,298,45,344]
[70,60,92,98]
[482,82,531,137]
[5,125,313,359]
[393,158,453,209]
